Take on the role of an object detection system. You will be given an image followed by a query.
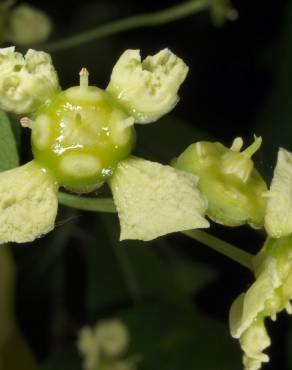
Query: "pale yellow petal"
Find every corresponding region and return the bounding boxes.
[0,161,58,243]
[240,320,271,370]
[265,148,292,238]
[95,320,129,357]
[0,47,59,114]
[109,156,209,241]
[230,257,280,339]
[107,49,188,123]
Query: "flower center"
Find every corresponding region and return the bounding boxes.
[31,68,135,193]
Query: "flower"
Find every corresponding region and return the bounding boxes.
[229,236,292,370]
[6,4,52,45]
[172,136,267,227]
[0,47,209,243]
[78,319,137,370]
[229,147,292,370]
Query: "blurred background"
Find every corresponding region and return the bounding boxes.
[1,0,292,369]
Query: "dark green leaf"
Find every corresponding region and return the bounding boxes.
[85,213,216,316]
[0,110,19,171]
[121,302,241,370]
[41,348,81,370]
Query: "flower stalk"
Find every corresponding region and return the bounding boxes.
[58,192,253,270]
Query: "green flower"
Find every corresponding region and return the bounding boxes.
[172,136,267,227]
[229,236,292,370]
[0,47,209,243]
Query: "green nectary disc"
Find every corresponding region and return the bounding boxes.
[31,85,135,193]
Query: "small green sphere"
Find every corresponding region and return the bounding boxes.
[31,85,135,193]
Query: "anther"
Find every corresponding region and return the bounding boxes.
[79,67,89,88]
[230,137,244,152]
[20,117,31,128]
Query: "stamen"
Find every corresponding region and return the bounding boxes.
[230,137,243,152]
[79,67,89,88]
[20,117,31,128]
[243,135,262,158]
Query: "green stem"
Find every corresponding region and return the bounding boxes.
[43,0,210,52]
[58,192,253,270]
[182,229,253,270]
[58,192,116,213]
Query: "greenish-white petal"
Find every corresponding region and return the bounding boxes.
[265,148,292,238]
[109,156,209,241]
[0,161,58,243]
[230,256,280,339]
[78,319,130,370]
[229,236,292,370]
[6,4,52,45]
[0,47,59,114]
[106,49,188,124]
[240,320,271,370]
[95,320,129,357]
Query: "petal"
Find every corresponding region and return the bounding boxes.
[0,161,58,243]
[265,148,292,238]
[240,320,271,370]
[95,320,129,357]
[0,47,59,114]
[230,256,280,338]
[78,326,100,370]
[106,49,188,123]
[109,156,209,241]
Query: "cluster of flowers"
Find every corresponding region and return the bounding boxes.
[0,45,291,370]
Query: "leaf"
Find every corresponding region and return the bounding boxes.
[85,214,130,317]
[120,302,241,370]
[0,110,19,171]
[0,246,38,370]
[85,212,216,316]
[41,348,81,370]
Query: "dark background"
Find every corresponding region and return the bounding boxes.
[9,1,292,369]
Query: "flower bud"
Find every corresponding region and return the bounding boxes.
[172,136,267,227]
[0,47,59,114]
[6,4,52,45]
[106,49,188,123]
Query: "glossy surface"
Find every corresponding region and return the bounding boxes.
[32,86,135,192]
[172,141,267,227]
